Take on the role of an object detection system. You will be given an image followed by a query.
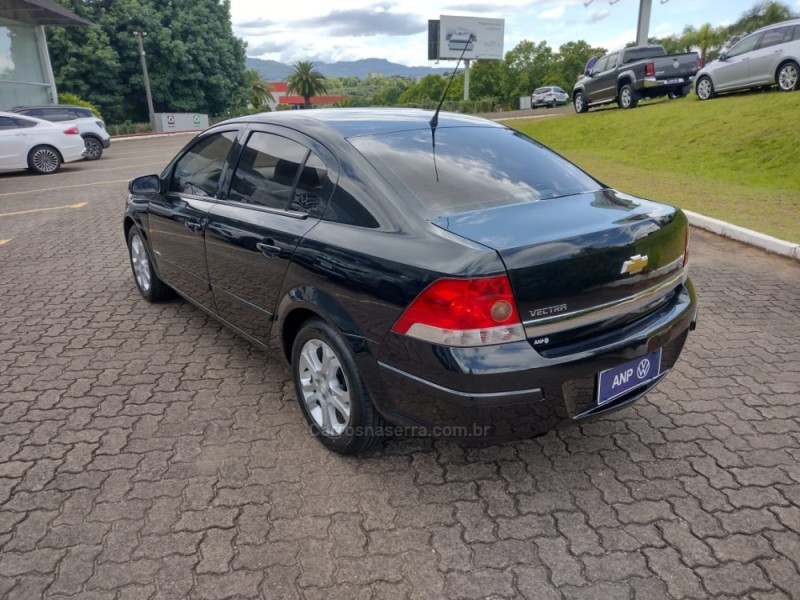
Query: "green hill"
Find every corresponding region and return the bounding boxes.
[511,91,800,243]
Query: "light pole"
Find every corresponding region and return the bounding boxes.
[133,31,156,131]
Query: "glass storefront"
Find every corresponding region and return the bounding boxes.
[0,17,55,108]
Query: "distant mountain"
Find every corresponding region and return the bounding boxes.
[246,57,453,81]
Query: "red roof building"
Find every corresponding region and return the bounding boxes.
[268,82,347,109]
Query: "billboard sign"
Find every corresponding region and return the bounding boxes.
[438,15,504,60]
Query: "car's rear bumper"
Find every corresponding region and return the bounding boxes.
[370,278,697,439]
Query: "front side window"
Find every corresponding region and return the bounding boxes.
[350,126,601,217]
[727,33,763,58]
[0,116,18,130]
[592,56,609,74]
[169,130,237,197]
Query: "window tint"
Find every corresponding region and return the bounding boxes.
[169,130,237,197]
[42,109,73,122]
[0,116,18,130]
[289,152,328,213]
[606,53,618,70]
[228,132,308,210]
[350,127,601,217]
[14,117,37,128]
[593,56,609,73]
[622,47,666,63]
[758,26,791,49]
[794,25,800,41]
[728,33,762,57]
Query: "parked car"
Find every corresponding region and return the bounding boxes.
[0,111,86,174]
[11,104,111,160]
[573,45,699,112]
[124,109,697,454]
[695,19,800,100]
[531,86,569,108]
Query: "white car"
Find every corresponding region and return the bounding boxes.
[532,86,570,108]
[0,111,86,174]
[11,104,111,160]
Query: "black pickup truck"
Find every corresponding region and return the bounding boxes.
[573,45,699,113]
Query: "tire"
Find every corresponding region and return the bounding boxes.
[83,136,104,160]
[27,145,62,174]
[127,227,174,302]
[618,84,639,109]
[777,61,799,92]
[696,76,715,100]
[573,91,588,113]
[291,318,384,455]
[547,102,555,109]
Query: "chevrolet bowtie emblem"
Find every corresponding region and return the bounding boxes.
[621,254,648,275]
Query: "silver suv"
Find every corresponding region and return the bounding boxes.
[531,86,569,108]
[695,19,800,100]
[11,105,111,160]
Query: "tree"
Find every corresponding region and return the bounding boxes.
[243,69,274,111]
[694,23,723,67]
[728,1,796,36]
[46,0,247,123]
[285,61,328,109]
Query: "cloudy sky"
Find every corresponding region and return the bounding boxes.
[231,0,798,65]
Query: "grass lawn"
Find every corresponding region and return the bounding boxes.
[509,90,800,243]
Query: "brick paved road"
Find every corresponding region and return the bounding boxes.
[1,137,799,599]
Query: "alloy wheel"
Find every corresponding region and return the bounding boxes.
[697,78,712,100]
[84,138,102,160]
[778,64,798,91]
[298,339,351,437]
[620,88,632,108]
[32,148,59,173]
[130,234,152,292]
[575,95,584,112]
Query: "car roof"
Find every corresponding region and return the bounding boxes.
[223,108,503,138]
[754,18,800,33]
[0,111,54,125]
[11,104,88,110]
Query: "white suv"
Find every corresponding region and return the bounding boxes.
[11,105,111,160]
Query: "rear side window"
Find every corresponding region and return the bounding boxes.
[228,132,308,210]
[169,130,237,197]
[758,26,792,49]
[41,109,73,122]
[606,53,618,69]
[622,47,666,63]
[14,117,37,128]
[350,127,601,217]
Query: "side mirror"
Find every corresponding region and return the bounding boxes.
[719,52,727,61]
[129,174,161,194]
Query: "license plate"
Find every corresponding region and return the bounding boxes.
[596,349,662,407]
[665,78,684,84]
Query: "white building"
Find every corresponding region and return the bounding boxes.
[0,0,89,109]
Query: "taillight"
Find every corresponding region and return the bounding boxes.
[391,276,525,347]
[645,62,655,77]
[63,126,79,135]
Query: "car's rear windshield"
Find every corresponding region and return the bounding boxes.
[348,126,602,217]
[622,46,666,63]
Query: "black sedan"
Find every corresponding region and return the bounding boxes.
[124,109,697,454]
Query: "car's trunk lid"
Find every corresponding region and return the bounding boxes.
[429,189,687,337]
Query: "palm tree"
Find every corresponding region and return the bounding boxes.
[244,69,274,111]
[680,25,698,53]
[286,61,328,109]
[695,23,723,67]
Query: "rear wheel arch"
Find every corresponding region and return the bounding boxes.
[277,288,370,363]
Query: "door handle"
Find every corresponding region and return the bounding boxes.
[256,241,281,258]
[186,221,203,233]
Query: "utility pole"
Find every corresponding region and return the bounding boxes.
[133,31,156,131]
[463,59,470,101]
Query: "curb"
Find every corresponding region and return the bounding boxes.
[685,210,800,262]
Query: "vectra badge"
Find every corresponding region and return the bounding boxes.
[621,254,648,275]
